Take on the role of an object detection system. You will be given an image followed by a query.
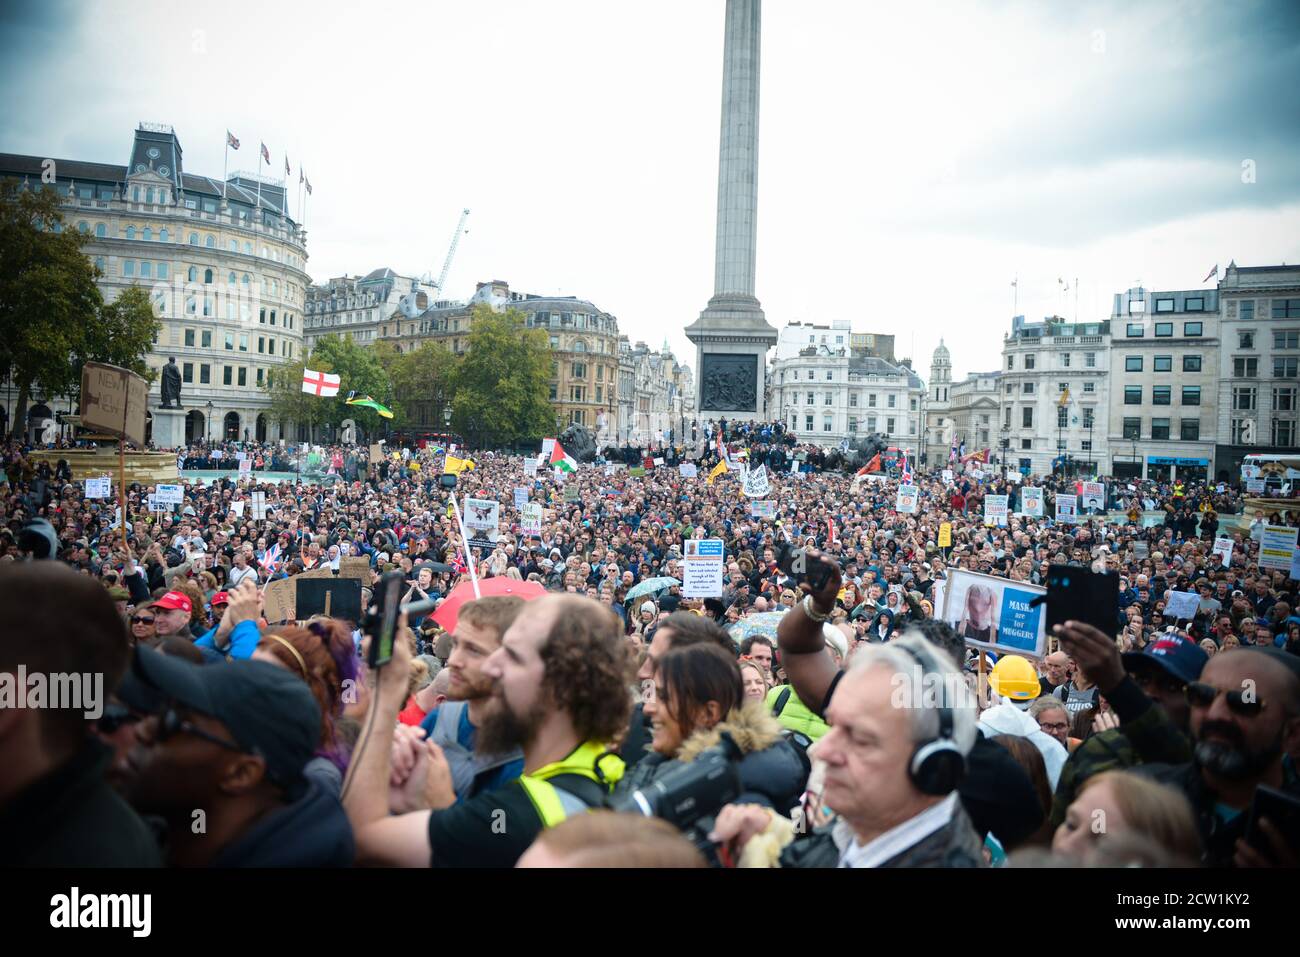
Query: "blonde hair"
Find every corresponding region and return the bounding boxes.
[964,584,995,628]
[1077,771,1201,864]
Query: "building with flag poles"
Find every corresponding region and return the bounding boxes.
[0,123,309,445]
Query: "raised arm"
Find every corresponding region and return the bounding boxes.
[775,547,842,716]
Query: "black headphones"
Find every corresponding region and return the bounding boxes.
[898,642,967,796]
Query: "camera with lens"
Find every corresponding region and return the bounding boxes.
[613,731,743,865]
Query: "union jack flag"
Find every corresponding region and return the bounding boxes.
[899,449,913,484]
[259,541,282,573]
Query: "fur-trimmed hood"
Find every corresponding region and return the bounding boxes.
[676,699,786,763]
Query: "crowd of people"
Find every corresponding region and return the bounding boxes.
[2,425,1299,869]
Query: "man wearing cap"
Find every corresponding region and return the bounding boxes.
[152,589,198,642]
[117,646,354,866]
[1048,620,1208,828]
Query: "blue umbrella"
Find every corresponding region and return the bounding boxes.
[625,576,681,602]
[727,611,788,643]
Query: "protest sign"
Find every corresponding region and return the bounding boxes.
[741,465,771,498]
[1055,494,1077,523]
[1260,525,1299,570]
[154,484,184,506]
[679,463,698,479]
[1212,537,1233,569]
[540,438,556,461]
[1020,487,1043,517]
[1291,550,1300,582]
[938,522,952,547]
[80,362,148,446]
[338,557,372,582]
[941,469,954,485]
[941,569,1047,657]
[85,476,111,499]
[263,578,297,623]
[521,502,543,537]
[682,538,724,598]
[1164,591,1201,621]
[751,500,777,519]
[895,485,919,514]
[230,500,245,517]
[296,578,361,622]
[969,469,985,481]
[1082,482,1106,512]
[238,458,252,477]
[653,457,665,467]
[513,488,529,510]
[983,495,1009,527]
[1246,478,1265,494]
[250,490,268,519]
[564,485,580,503]
[464,498,500,534]
[524,457,539,478]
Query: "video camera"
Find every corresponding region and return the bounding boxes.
[612,731,743,865]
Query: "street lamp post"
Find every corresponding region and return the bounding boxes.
[999,424,1010,479]
[1131,436,1139,481]
[205,400,213,446]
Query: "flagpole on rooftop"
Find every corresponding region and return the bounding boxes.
[255,138,263,210]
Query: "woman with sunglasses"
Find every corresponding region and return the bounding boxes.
[128,602,158,647]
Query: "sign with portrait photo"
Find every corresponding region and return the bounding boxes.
[940,568,1047,657]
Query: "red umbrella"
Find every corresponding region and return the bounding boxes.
[429,577,547,633]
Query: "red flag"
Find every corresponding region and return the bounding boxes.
[855,453,882,477]
[827,518,837,545]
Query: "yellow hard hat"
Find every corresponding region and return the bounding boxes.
[988,654,1040,701]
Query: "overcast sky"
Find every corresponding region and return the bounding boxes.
[3,0,1298,382]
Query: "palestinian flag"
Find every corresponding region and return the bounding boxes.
[345,392,394,419]
[549,441,578,473]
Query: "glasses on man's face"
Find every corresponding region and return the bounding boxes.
[130,616,155,626]
[1185,681,1266,717]
[156,706,248,753]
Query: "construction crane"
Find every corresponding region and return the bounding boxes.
[417,208,470,302]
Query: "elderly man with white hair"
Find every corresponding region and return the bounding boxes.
[712,633,984,868]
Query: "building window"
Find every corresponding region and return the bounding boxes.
[199,364,211,384]
[868,394,877,407]
[826,370,833,381]
[1022,407,1033,428]
[1182,385,1200,405]
[1124,386,1142,404]
[1275,388,1298,412]
[573,340,587,353]
[1083,408,1094,428]
[1057,407,1068,428]
[1125,356,1143,372]
[1274,330,1300,350]
[805,415,814,431]
[1149,356,1171,373]
[1272,299,1300,319]
[1007,355,1014,369]
[1232,387,1256,410]
[1023,382,1035,394]
[1083,382,1095,393]
[1234,357,1258,378]
[223,366,232,386]
[887,417,896,433]
[239,334,248,352]
[1273,420,1297,447]
[1021,439,1032,450]
[1060,353,1071,367]
[1155,298,1175,312]
[867,416,877,431]
[849,393,858,407]
[572,362,587,379]
[823,416,833,432]
[1184,297,1204,312]
[182,362,193,383]
[184,329,195,347]
[848,417,858,433]
[1230,418,1251,443]
[1153,386,1171,405]
[189,232,198,245]
[1025,355,1036,370]
[1058,382,1069,393]
[123,261,135,277]
[887,394,896,408]
[1151,418,1170,440]
[1085,352,1096,368]
[1127,323,1144,337]
[203,268,213,284]
[1155,322,1173,337]
[1182,355,1201,372]
[1184,322,1203,337]
[201,330,212,348]
[258,337,264,354]
[1275,357,1299,378]
[267,338,275,355]
[825,392,834,406]
[1123,417,1140,440]
[1240,300,1255,320]
[256,368,264,387]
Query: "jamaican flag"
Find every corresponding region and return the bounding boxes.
[345,392,393,419]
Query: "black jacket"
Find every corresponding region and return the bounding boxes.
[209,779,354,867]
[1,739,162,867]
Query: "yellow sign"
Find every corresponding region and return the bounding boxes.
[938,522,952,547]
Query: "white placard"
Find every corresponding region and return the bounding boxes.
[605,464,616,476]
[1055,494,1078,523]
[751,500,777,519]
[521,502,543,537]
[983,494,1009,527]
[154,484,184,505]
[1081,481,1106,512]
[1260,525,1299,570]
[741,465,771,498]
[464,497,500,533]
[941,469,954,485]
[1212,537,1234,569]
[895,485,919,514]
[231,500,246,517]
[653,457,665,467]
[1246,478,1265,494]
[682,538,725,598]
[679,463,698,479]
[513,487,529,509]
[540,438,556,461]
[1164,591,1201,621]
[524,457,539,478]
[85,476,111,499]
[250,490,268,520]
[1291,550,1300,582]
[969,469,985,481]
[238,458,252,476]
[1020,487,1043,517]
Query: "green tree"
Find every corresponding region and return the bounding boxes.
[262,334,394,441]
[77,285,161,394]
[262,357,320,441]
[388,341,460,430]
[453,304,555,446]
[0,178,104,437]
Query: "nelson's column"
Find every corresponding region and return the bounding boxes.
[685,0,778,425]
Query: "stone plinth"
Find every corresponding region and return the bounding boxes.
[151,408,187,451]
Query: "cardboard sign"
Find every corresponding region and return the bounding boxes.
[751,500,777,519]
[521,502,543,536]
[682,538,725,598]
[263,577,297,623]
[1260,525,1299,570]
[370,443,383,462]
[338,556,372,582]
[1164,591,1201,621]
[296,578,362,622]
[1082,481,1106,512]
[80,361,148,445]
[940,568,1047,658]
[1212,537,1234,569]
[298,567,337,581]
[604,464,616,476]
[1020,487,1044,517]
[896,485,919,514]
[653,457,665,467]
[938,522,952,547]
[154,484,184,506]
[983,495,1009,528]
[1055,494,1077,524]
[85,476,111,499]
[513,488,529,509]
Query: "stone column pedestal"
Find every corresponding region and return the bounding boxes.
[152,408,186,450]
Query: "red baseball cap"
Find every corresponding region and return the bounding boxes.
[154,591,193,614]
[210,591,231,607]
